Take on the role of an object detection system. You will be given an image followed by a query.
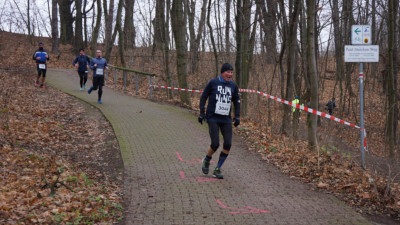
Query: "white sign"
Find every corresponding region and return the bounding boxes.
[344,45,379,62]
[351,25,372,45]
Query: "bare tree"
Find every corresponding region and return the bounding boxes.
[90,0,102,57]
[51,0,59,53]
[235,0,258,116]
[207,0,219,75]
[74,0,84,53]
[225,0,231,53]
[104,0,115,61]
[171,0,191,105]
[385,0,398,156]
[188,0,207,73]
[306,0,318,150]
[281,0,301,135]
[58,0,74,44]
[124,0,136,48]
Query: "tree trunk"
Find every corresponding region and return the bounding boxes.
[189,0,207,73]
[371,0,377,90]
[235,0,257,116]
[165,0,173,99]
[58,0,74,44]
[115,0,125,66]
[207,0,219,76]
[153,0,164,53]
[83,0,88,46]
[331,0,343,115]
[282,0,301,135]
[27,0,32,42]
[104,0,115,62]
[74,0,84,53]
[171,0,191,105]
[159,0,173,99]
[225,0,231,53]
[124,0,136,49]
[306,0,318,151]
[257,0,277,63]
[386,0,398,157]
[51,0,59,53]
[90,0,102,57]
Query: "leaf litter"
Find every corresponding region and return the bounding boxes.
[0,71,124,224]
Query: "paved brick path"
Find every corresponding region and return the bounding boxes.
[47,69,370,225]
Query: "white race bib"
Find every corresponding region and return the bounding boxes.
[38,64,46,69]
[215,102,231,115]
[96,68,104,75]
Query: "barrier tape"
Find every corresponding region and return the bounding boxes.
[151,85,203,93]
[151,85,367,151]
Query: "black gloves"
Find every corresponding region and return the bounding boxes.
[198,114,205,125]
[233,117,240,127]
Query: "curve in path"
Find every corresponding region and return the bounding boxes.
[47,69,370,225]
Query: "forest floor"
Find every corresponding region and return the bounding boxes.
[1,31,400,224]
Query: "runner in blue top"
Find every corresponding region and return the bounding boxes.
[32,41,49,88]
[72,48,90,91]
[88,49,108,104]
[198,63,240,179]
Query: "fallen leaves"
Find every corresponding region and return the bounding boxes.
[236,120,400,218]
[0,72,123,224]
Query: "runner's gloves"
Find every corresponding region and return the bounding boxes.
[233,117,240,127]
[198,114,205,125]
[198,115,240,127]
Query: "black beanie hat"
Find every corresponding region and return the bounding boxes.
[221,63,234,74]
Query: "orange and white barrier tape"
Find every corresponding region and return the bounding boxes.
[151,84,367,151]
[151,85,203,93]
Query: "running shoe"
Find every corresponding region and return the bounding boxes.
[88,86,93,94]
[212,168,223,179]
[84,84,87,89]
[98,100,102,104]
[35,82,39,87]
[80,87,83,91]
[201,159,210,174]
[40,84,45,88]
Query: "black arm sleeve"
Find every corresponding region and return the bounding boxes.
[232,85,240,118]
[73,56,78,66]
[199,81,212,116]
[32,51,37,60]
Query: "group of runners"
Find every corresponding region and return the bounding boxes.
[33,42,108,104]
[32,41,251,179]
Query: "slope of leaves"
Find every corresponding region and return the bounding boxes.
[236,120,400,218]
[0,72,123,224]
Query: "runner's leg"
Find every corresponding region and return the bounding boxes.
[83,72,88,87]
[216,122,232,169]
[36,65,40,85]
[78,71,84,88]
[98,76,104,102]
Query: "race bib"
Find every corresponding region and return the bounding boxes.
[96,68,104,75]
[215,102,231,115]
[85,71,88,73]
[38,64,46,69]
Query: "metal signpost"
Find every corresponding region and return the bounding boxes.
[345,25,379,169]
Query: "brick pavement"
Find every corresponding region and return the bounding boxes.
[47,69,371,225]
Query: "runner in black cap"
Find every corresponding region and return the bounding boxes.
[32,41,49,88]
[198,63,240,179]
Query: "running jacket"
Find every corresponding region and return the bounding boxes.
[32,48,49,64]
[200,76,240,123]
[73,55,90,72]
[90,57,108,77]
